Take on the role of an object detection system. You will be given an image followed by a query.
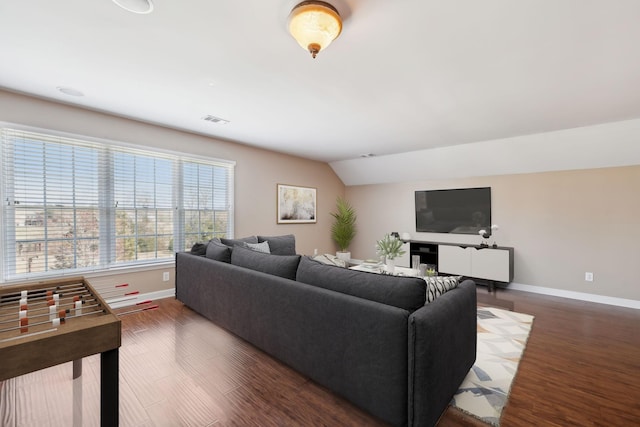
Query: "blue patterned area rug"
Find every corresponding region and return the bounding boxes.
[451,307,534,426]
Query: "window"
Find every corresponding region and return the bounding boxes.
[0,126,234,282]
[182,161,233,249]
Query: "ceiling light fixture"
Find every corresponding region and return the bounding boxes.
[288,1,342,59]
[112,0,154,14]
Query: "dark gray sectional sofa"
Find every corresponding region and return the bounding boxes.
[175,236,477,427]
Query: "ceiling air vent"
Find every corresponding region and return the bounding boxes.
[202,115,230,125]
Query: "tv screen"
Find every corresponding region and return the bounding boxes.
[415,187,491,234]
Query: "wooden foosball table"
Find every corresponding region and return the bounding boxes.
[0,276,121,426]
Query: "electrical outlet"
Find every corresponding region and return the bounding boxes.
[163,272,170,282]
[585,272,594,282]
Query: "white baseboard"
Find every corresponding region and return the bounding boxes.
[507,282,640,310]
[107,288,175,309]
[105,283,640,310]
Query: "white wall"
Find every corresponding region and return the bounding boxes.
[346,166,640,302]
[331,118,640,186]
[0,90,346,294]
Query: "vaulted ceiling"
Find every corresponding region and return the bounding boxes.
[1,1,640,175]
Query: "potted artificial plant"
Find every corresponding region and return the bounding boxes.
[375,234,406,273]
[330,197,357,261]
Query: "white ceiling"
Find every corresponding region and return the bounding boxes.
[1,0,640,165]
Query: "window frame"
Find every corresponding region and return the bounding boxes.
[0,123,235,283]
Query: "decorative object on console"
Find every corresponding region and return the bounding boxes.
[288,1,342,59]
[401,232,411,242]
[425,264,437,277]
[330,197,357,261]
[478,229,491,247]
[490,224,500,248]
[277,184,317,224]
[418,263,427,277]
[375,234,406,274]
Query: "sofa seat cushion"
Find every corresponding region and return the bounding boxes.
[296,257,426,311]
[257,234,296,255]
[231,245,301,280]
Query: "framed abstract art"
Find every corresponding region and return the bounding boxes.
[277,184,317,224]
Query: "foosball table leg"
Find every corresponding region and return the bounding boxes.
[100,348,119,427]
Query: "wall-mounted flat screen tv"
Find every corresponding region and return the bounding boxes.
[415,187,491,234]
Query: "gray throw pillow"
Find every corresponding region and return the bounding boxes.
[220,236,258,247]
[244,241,271,254]
[190,242,207,256]
[257,234,296,255]
[206,239,232,263]
[231,245,300,280]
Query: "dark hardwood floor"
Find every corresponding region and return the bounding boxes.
[441,288,640,427]
[1,286,639,426]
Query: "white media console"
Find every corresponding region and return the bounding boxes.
[409,240,514,292]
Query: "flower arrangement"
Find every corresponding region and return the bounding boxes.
[375,234,406,260]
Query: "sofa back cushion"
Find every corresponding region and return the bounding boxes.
[257,234,296,255]
[296,257,426,311]
[221,235,258,247]
[231,245,301,280]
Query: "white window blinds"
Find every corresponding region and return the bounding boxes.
[0,126,234,282]
[182,161,234,249]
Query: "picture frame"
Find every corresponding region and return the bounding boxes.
[277,184,317,224]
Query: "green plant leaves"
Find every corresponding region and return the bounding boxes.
[330,197,357,252]
[375,234,406,260]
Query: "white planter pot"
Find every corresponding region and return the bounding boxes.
[385,257,395,274]
[336,251,351,261]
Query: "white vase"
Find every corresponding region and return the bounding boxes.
[336,251,351,261]
[385,257,395,274]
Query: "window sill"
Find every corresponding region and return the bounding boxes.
[1,260,176,286]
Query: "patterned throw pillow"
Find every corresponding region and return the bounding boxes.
[312,254,346,268]
[424,276,461,303]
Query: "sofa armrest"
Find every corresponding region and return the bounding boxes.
[407,280,477,427]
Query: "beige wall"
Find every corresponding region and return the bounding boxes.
[0,90,345,295]
[346,166,640,301]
